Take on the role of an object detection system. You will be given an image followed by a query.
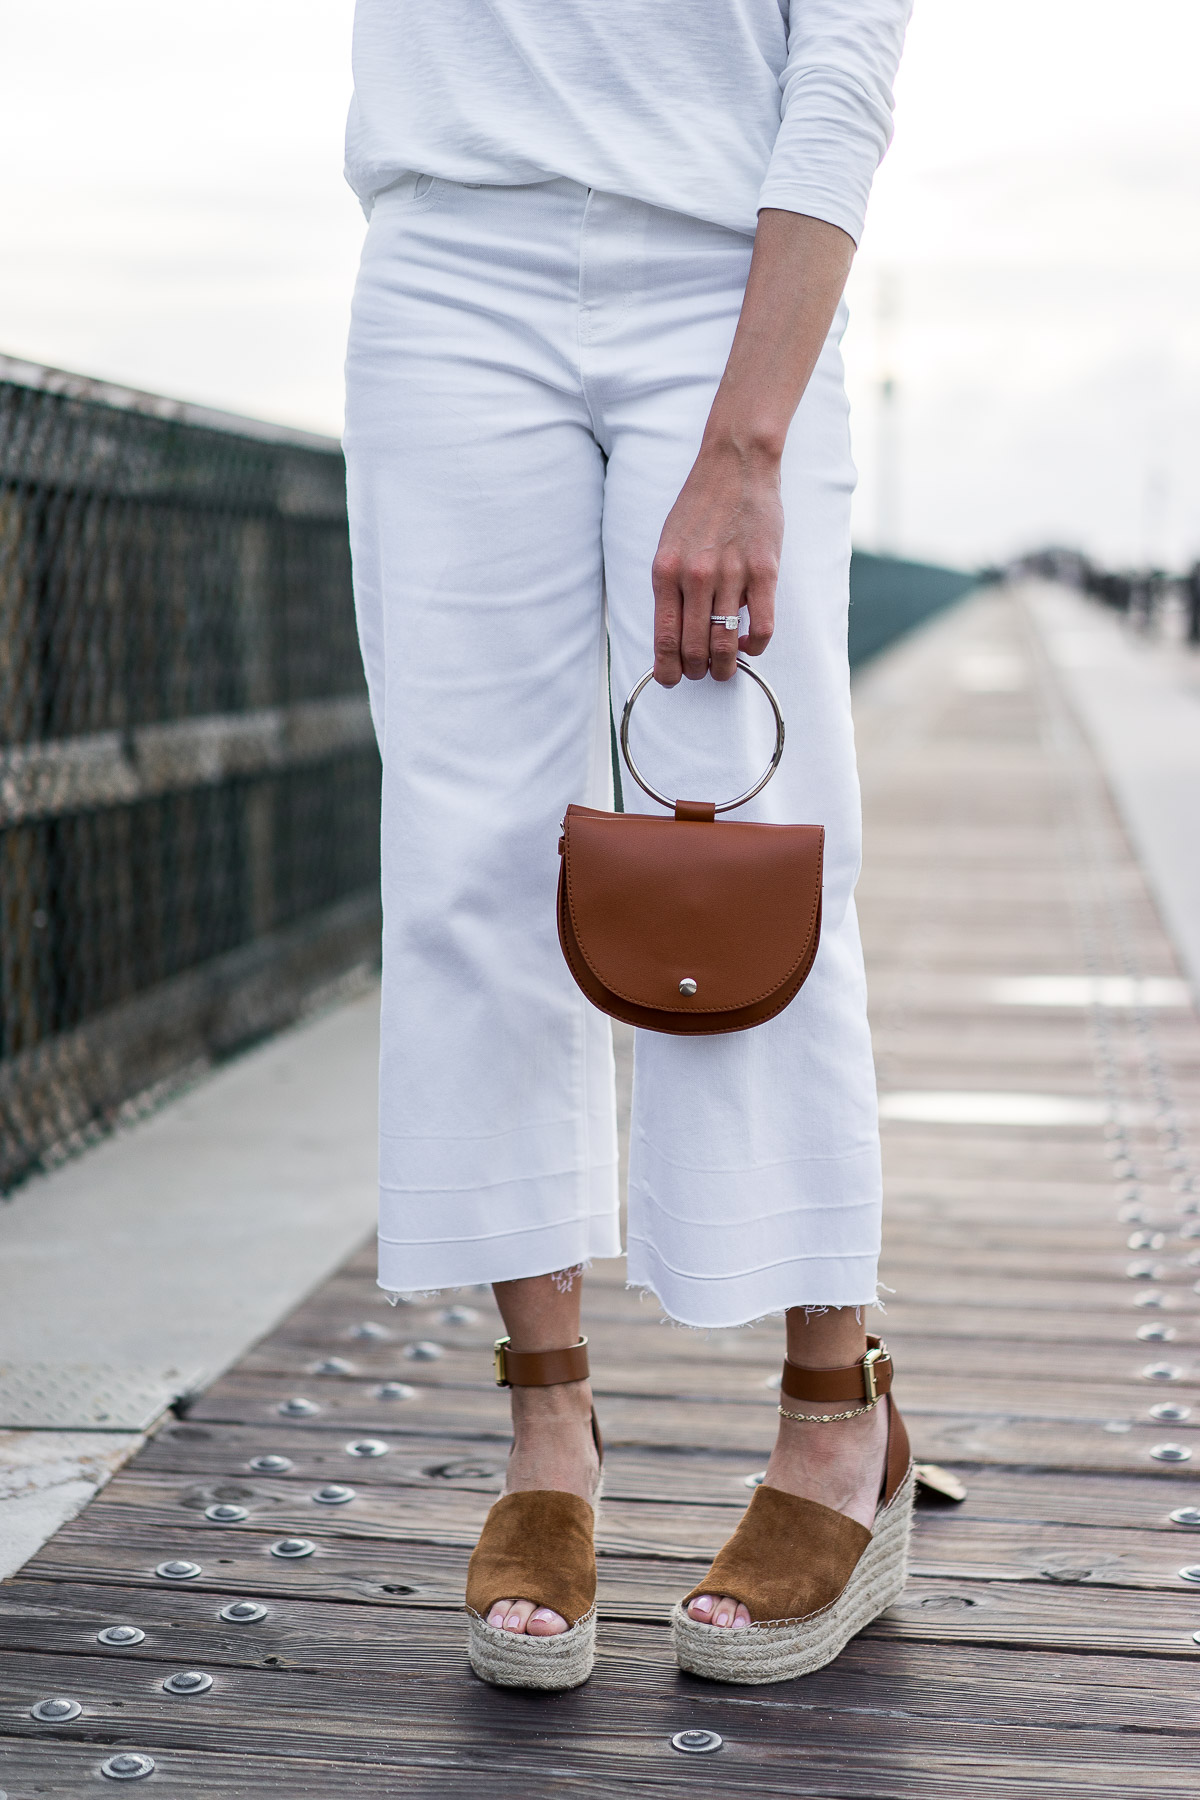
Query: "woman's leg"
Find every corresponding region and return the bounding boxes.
[687,1304,888,1628]
[584,194,887,1625]
[484,1269,600,1638]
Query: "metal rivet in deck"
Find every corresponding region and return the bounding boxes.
[743,1470,766,1488]
[1137,1323,1176,1342]
[1178,1566,1200,1584]
[670,1729,723,1754]
[351,1321,390,1340]
[155,1560,201,1581]
[1169,1508,1200,1528]
[1127,1231,1166,1251]
[1118,1204,1147,1222]
[101,1752,156,1780]
[163,1670,213,1695]
[1180,1221,1200,1239]
[1103,1420,1132,1433]
[1150,1403,1192,1423]
[204,1503,248,1524]
[346,1438,389,1457]
[310,1357,355,1376]
[219,1600,267,1623]
[376,1382,416,1400]
[249,1454,293,1475]
[403,1342,443,1362]
[30,1697,81,1722]
[438,1306,478,1326]
[1152,1443,1193,1463]
[1134,1291,1166,1308]
[1142,1364,1184,1381]
[278,1397,319,1417]
[270,1537,315,1558]
[97,1626,145,1646]
[312,1484,355,1505]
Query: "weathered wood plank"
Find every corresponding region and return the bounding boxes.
[135,1422,1200,1526]
[180,1372,1199,1468]
[2,1640,1200,1798]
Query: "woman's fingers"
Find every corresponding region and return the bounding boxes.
[651,550,685,687]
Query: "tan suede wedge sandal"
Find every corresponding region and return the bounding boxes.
[465,1336,603,1690]
[672,1336,913,1684]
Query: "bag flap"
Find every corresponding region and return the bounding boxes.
[561,804,824,1016]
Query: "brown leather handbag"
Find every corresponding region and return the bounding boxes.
[557,660,824,1035]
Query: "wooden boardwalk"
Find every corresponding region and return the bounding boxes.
[3,583,1199,1796]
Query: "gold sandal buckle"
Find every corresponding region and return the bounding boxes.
[861,1342,886,1404]
[493,1337,511,1388]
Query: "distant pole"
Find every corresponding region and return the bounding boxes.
[876,270,900,555]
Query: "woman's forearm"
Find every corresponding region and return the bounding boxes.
[704,209,855,463]
[650,209,855,686]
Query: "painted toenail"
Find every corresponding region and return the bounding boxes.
[732,1615,749,1629]
[693,1595,713,1614]
[715,1610,730,1626]
[531,1609,554,1621]
[505,1613,522,1629]
[488,1609,505,1626]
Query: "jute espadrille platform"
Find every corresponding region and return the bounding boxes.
[672,1337,913,1684]
[465,1335,602,1691]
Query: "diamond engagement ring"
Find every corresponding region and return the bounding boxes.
[710,614,740,630]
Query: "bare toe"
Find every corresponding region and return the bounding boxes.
[688,1594,716,1622]
[502,1598,537,1634]
[711,1595,745,1629]
[486,1599,512,1629]
[525,1606,568,1637]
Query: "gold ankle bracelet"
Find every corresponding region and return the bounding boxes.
[777,1396,881,1424]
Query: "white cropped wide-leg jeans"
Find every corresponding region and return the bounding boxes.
[343,176,882,1328]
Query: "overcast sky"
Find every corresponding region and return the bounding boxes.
[2,0,1197,568]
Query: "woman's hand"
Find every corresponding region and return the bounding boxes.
[650,209,855,687]
[651,438,782,686]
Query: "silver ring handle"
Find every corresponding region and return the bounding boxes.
[618,657,785,814]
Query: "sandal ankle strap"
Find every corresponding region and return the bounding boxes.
[780,1335,893,1406]
[493,1335,590,1388]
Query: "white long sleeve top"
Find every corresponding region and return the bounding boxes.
[345,1,912,243]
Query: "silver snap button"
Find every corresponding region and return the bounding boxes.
[670,1728,723,1754]
[403,1342,443,1361]
[310,1357,355,1376]
[155,1560,201,1581]
[249,1454,293,1475]
[30,1697,82,1722]
[346,1438,389,1457]
[1150,1402,1191,1423]
[1169,1507,1200,1527]
[1137,1323,1176,1341]
[163,1670,213,1695]
[1142,1364,1184,1381]
[270,1537,316,1558]
[679,978,698,996]
[350,1321,390,1340]
[97,1626,145,1646]
[1152,1443,1192,1462]
[312,1484,355,1505]
[205,1503,248,1524]
[101,1753,156,1781]
[220,1600,268,1623]
[278,1397,319,1416]
[1179,1566,1200,1583]
[376,1381,416,1399]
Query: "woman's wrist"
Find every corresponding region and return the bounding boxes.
[697,414,787,469]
